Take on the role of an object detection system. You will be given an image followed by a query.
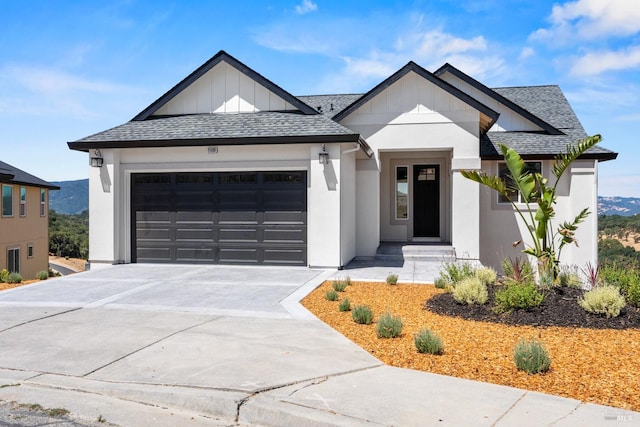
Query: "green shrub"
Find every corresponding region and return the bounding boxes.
[376,312,403,338]
[6,273,22,284]
[578,285,626,318]
[513,338,551,374]
[557,267,582,289]
[325,290,339,301]
[452,277,488,305]
[338,298,351,312]
[36,271,49,280]
[494,282,544,314]
[434,276,448,289]
[332,279,348,292]
[626,276,640,307]
[443,261,475,284]
[352,305,374,325]
[0,269,8,283]
[414,329,444,355]
[475,267,497,286]
[386,273,399,285]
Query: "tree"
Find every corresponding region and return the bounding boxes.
[461,134,602,279]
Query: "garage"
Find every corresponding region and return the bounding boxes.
[131,171,307,265]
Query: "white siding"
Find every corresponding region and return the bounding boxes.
[152,61,296,115]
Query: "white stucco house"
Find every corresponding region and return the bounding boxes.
[68,50,616,270]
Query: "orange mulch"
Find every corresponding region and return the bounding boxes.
[0,280,38,291]
[301,281,640,412]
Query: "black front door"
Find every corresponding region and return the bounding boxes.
[413,165,439,237]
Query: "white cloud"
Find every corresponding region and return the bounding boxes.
[532,0,640,42]
[0,65,140,118]
[570,45,640,76]
[295,0,317,15]
[519,47,536,60]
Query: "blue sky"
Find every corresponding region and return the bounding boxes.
[1,0,639,196]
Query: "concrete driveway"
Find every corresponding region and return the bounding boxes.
[0,264,637,426]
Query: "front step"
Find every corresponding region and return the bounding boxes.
[375,242,456,262]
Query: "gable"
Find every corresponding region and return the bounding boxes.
[133,50,317,120]
[334,62,497,134]
[152,61,297,116]
[435,64,561,134]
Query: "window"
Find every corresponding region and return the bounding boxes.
[395,166,408,220]
[498,161,542,204]
[7,248,19,273]
[40,189,46,217]
[2,185,13,217]
[28,244,33,258]
[20,187,26,217]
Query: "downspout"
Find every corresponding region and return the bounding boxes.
[341,142,361,155]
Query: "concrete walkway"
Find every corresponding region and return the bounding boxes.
[0,263,637,426]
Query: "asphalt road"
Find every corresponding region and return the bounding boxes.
[48,262,76,276]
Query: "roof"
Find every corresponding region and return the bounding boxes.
[481,86,617,161]
[434,63,563,135]
[0,160,60,190]
[133,50,318,120]
[68,111,361,150]
[331,61,499,134]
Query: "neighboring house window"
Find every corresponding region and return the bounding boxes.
[395,166,408,220]
[498,161,542,204]
[2,185,13,217]
[28,244,33,258]
[20,187,26,217]
[7,248,19,273]
[40,189,46,217]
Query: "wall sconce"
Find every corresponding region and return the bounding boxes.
[319,144,329,164]
[90,149,103,168]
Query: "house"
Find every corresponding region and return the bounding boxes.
[68,50,616,270]
[0,161,59,279]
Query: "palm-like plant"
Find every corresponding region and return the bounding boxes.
[461,134,602,278]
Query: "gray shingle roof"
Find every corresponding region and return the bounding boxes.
[482,86,616,160]
[0,160,59,189]
[69,111,360,150]
[297,94,363,116]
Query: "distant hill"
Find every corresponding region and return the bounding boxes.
[50,179,88,215]
[598,196,640,217]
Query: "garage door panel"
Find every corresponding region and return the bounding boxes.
[263,248,306,265]
[263,228,305,243]
[218,227,259,242]
[176,228,214,241]
[263,211,305,224]
[219,247,259,263]
[176,247,215,262]
[176,211,214,223]
[132,171,307,265]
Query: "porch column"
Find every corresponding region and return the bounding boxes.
[451,158,480,261]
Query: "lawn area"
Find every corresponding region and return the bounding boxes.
[302,281,640,412]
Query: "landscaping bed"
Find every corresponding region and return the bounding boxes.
[302,281,640,412]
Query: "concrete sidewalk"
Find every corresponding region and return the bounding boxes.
[0,264,637,426]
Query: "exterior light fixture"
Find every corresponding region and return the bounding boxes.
[90,149,104,168]
[319,144,329,164]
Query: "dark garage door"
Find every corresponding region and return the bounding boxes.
[131,171,307,265]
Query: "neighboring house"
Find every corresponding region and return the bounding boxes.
[0,161,59,279]
[68,50,616,270]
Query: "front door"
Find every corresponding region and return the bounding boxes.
[413,165,439,237]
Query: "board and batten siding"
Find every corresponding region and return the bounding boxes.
[152,61,297,116]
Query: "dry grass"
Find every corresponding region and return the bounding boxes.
[302,281,640,412]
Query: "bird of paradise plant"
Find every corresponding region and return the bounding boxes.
[461,134,602,279]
